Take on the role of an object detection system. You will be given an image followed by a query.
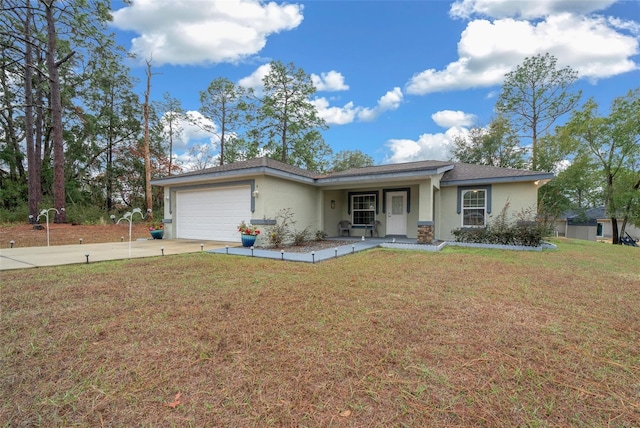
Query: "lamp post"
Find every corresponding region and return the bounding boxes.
[113,208,148,258]
[37,207,65,247]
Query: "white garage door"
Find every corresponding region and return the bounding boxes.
[176,186,252,241]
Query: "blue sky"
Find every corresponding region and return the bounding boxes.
[110,0,640,168]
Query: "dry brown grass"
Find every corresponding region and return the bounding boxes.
[0,222,151,248]
[1,238,639,426]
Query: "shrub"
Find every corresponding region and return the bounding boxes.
[315,230,327,241]
[267,208,296,248]
[292,227,310,246]
[452,202,553,247]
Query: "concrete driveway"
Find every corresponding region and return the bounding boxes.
[0,239,233,271]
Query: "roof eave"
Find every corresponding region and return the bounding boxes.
[151,166,316,187]
[441,173,554,187]
[316,164,454,186]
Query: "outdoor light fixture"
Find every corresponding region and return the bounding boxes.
[352,245,355,254]
[161,247,164,256]
[225,245,229,254]
[85,253,89,264]
[281,249,284,260]
[331,200,335,209]
[311,251,315,264]
[37,207,63,247]
[200,243,204,251]
[335,248,338,258]
[110,214,116,224]
[250,246,254,257]
[79,238,83,245]
[113,208,148,258]
[252,190,259,198]
[10,240,15,248]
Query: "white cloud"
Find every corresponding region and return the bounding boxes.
[180,111,218,146]
[383,110,477,163]
[384,127,469,164]
[237,63,272,94]
[311,70,349,91]
[241,61,402,125]
[311,98,358,125]
[431,110,477,128]
[111,0,303,66]
[449,0,617,20]
[406,12,639,95]
[357,87,403,122]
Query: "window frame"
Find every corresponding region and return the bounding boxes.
[456,185,492,228]
[349,192,378,227]
[461,189,487,227]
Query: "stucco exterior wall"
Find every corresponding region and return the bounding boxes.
[438,181,540,241]
[323,190,344,237]
[254,176,320,237]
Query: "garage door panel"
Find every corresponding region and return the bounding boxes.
[176,186,251,241]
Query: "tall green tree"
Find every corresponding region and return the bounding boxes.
[331,150,375,172]
[197,77,252,166]
[450,116,525,169]
[1,0,120,220]
[260,61,331,172]
[154,92,184,175]
[538,151,602,218]
[73,39,141,212]
[496,53,581,171]
[562,89,640,244]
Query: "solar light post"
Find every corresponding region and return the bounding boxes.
[113,208,148,258]
[37,207,65,247]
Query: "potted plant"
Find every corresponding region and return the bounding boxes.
[238,221,260,247]
[149,221,164,239]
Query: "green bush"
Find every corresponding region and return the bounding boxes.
[452,203,553,247]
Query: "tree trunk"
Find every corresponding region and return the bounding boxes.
[35,51,44,208]
[44,1,66,223]
[144,60,153,219]
[611,217,620,245]
[24,3,40,222]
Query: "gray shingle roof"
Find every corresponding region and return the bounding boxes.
[167,157,320,179]
[441,162,552,183]
[152,156,553,185]
[326,159,454,178]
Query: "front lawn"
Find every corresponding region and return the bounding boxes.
[1,239,639,426]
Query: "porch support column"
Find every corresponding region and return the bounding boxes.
[417,180,434,244]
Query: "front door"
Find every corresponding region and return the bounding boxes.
[386,191,407,235]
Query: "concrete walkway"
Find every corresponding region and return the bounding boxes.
[0,239,231,271]
[208,237,444,263]
[0,237,448,270]
[209,240,382,263]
